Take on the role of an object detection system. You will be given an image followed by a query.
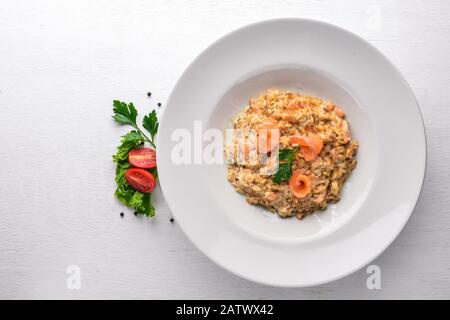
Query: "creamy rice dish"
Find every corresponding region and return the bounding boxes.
[226,89,358,220]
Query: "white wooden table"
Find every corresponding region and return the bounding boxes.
[1,0,449,299]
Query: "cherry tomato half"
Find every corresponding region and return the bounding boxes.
[125,168,156,193]
[128,148,156,169]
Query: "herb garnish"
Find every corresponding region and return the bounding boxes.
[113,100,158,148]
[272,147,298,184]
[112,100,159,216]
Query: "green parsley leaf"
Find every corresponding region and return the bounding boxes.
[113,100,138,126]
[143,110,159,146]
[272,148,298,184]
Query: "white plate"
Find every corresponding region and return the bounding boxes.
[157,18,426,287]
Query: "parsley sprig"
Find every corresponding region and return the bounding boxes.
[143,110,159,148]
[113,100,158,148]
[272,147,298,184]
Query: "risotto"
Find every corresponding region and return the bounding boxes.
[226,89,358,220]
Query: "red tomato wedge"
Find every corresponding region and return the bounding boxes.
[128,148,156,169]
[125,168,156,193]
[289,171,311,198]
[289,135,323,161]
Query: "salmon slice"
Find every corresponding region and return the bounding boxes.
[289,135,323,161]
[289,170,311,198]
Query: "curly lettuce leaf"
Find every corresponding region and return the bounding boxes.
[113,131,155,216]
[112,130,144,162]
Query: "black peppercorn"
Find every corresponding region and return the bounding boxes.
[157,102,162,107]
[147,92,152,97]
[120,212,124,217]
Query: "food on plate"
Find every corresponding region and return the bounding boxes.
[226,89,358,220]
[289,135,323,161]
[112,100,159,216]
[289,170,311,198]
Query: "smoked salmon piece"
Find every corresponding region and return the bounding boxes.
[289,171,311,198]
[289,135,323,161]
